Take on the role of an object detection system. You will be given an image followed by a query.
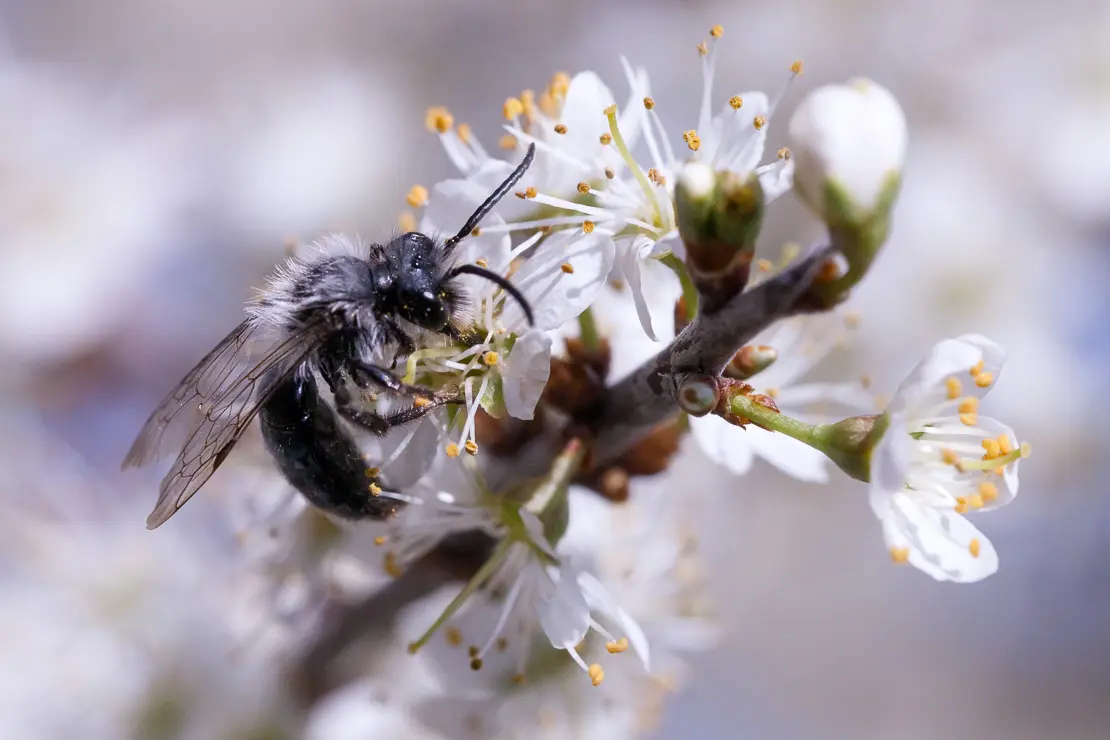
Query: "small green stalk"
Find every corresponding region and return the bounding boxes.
[661,252,699,319]
[577,308,601,352]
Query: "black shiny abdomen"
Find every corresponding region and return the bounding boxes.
[259,368,394,520]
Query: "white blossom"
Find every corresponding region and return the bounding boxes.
[869,334,1026,582]
[789,78,908,219]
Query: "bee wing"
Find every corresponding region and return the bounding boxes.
[131,320,329,529]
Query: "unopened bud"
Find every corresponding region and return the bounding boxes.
[675,161,765,311]
[789,79,905,299]
[725,345,779,380]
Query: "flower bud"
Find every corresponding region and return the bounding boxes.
[789,79,905,299]
[724,345,779,381]
[675,161,764,311]
[789,78,906,224]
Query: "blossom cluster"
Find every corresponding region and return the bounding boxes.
[5,25,1032,740]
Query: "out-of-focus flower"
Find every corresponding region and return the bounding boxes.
[868,334,1027,582]
[690,308,874,483]
[789,78,907,224]
[0,59,204,367]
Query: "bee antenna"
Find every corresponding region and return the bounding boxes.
[446,264,534,327]
[443,143,536,254]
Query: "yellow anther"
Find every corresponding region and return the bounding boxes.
[941,449,960,465]
[643,96,656,110]
[696,41,709,56]
[512,673,526,685]
[525,186,537,198]
[968,538,981,558]
[503,96,524,120]
[406,185,429,208]
[860,374,873,389]
[756,258,772,273]
[576,182,591,194]
[945,377,962,400]
[997,435,1013,455]
[954,498,969,514]
[561,262,575,274]
[981,439,1001,459]
[969,359,985,376]
[791,60,804,75]
[683,129,701,151]
[993,466,1005,477]
[967,493,985,509]
[606,637,630,654]
[729,95,744,109]
[588,663,605,687]
[1020,442,1032,458]
[413,396,431,408]
[554,123,568,135]
[424,106,454,134]
[550,72,571,98]
[445,443,460,458]
[368,482,382,496]
[475,258,489,268]
[604,167,615,179]
[364,466,381,478]
[890,546,910,563]
[468,645,480,658]
[471,227,481,236]
[456,122,472,143]
[482,351,500,366]
[464,439,479,456]
[753,115,767,130]
[383,551,403,578]
[520,89,536,118]
[599,132,612,145]
[445,627,462,647]
[582,220,595,234]
[469,657,483,671]
[373,535,386,546]
[709,24,724,38]
[498,134,517,150]
[647,167,661,183]
[979,481,999,502]
[974,371,994,388]
[766,387,780,398]
[777,147,791,160]
[958,396,979,414]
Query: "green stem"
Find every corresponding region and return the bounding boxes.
[577,309,600,352]
[727,393,829,452]
[661,253,699,319]
[407,537,513,653]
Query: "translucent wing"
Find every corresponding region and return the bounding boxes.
[126,320,329,529]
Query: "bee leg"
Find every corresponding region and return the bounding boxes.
[380,317,417,356]
[331,386,461,436]
[348,363,432,399]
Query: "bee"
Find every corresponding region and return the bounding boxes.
[124,145,536,529]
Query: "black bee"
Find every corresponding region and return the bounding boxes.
[124,144,536,529]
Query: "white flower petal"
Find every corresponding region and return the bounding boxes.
[772,381,877,422]
[377,419,439,489]
[868,411,913,519]
[500,231,615,331]
[759,157,794,202]
[500,329,552,420]
[689,415,755,476]
[536,567,590,651]
[744,428,830,483]
[881,492,999,583]
[577,572,651,671]
[619,235,682,341]
[889,334,1006,416]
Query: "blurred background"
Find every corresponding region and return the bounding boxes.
[0,0,1107,737]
